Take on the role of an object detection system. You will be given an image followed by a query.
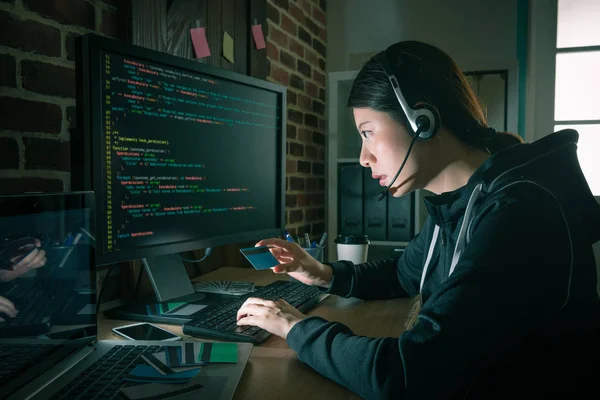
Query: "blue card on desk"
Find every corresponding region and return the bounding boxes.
[123,365,201,383]
[239,246,278,270]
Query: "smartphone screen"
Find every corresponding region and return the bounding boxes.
[114,323,179,341]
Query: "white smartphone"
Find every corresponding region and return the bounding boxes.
[111,322,181,341]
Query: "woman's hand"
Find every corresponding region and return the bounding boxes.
[236,297,307,339]
[0,238,47,283]
[0,296,18,322]
[255,238,332,287]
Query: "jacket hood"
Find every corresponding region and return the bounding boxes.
[472,129,600,244]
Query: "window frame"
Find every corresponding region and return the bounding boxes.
[527,0,600,197]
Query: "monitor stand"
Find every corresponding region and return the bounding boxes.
[103,254,208,325]
[143,255,198,303]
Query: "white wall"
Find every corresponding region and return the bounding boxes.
[327,0,519,73]
[327,0,521,134]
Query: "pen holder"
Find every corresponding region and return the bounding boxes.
[304,246,325,263]
[44,245,77,269]
[290,246,325,284]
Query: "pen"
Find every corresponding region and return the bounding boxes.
[80,227,96,242]
[63,233,73,246]
[284,231,294,243]
[304,233,311,248]
[71,233,83,246]
[317,232,328,248]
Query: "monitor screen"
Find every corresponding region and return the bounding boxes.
[74,34,286,266]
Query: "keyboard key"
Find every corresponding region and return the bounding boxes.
[45,344,154,399]
[234,325,250,333]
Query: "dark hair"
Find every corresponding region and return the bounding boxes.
[347,41,523,153]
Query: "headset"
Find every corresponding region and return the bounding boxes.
[371,50,441,200]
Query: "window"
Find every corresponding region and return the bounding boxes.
[554,0,600,195]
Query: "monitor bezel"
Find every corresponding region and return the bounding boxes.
[74,34,286,266]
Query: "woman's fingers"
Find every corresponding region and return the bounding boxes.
[15,248,47,270]
[256,239,299,263]
[245,297,276,305]
[256,238,294,251]
[269,247,288,260]
[236,315,260,327]
[272,264,286,273]
[273,298,290,307]
[237,298,278,320]
[29,249,47,269]
[237,303,265,321]
[14,248,39,269]
[0,296,18,318]
[272,263,298,273]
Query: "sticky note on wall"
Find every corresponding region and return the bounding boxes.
[223,31,234,63]
[251,24,266,49]
[190,27,211,58]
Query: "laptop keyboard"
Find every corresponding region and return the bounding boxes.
[52,344,162,400]
[0,279,71,337]
[0,343,60,382]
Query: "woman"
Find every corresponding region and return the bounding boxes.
[236,41,600,399]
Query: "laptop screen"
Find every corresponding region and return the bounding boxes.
[0,192,96,342]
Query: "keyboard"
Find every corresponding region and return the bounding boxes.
[0,343,61,382]
[0,279,71,337]
[52,344,162,400]
[183,280,327,344]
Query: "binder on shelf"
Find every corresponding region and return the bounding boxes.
[387,192,414,241]
[338,163,363,235]
[362,168,386,241]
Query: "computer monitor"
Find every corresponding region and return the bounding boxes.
[72,34,286,305]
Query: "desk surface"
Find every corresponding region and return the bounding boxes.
[99,267,413,399]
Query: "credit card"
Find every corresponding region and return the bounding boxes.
[239,246,278,270]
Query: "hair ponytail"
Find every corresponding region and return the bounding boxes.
[485,130,525,154]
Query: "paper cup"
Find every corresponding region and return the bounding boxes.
[335,234,369,264]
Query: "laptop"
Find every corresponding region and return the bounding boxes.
[0,192,252,400]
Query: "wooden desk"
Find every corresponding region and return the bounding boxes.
[99,267,413,399]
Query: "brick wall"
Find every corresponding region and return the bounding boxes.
[0,0,129,194]
[266,0,327,244]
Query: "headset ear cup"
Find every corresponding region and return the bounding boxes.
[414,103,441,140]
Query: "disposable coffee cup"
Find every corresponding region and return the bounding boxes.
[335,234,369,264]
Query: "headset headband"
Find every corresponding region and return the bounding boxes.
[372,51,439,140]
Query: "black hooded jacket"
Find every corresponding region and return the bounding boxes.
[286,129,600,399]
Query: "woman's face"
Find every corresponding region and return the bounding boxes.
[353,107,425,196]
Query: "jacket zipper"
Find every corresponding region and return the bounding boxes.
[440,229,446,246]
